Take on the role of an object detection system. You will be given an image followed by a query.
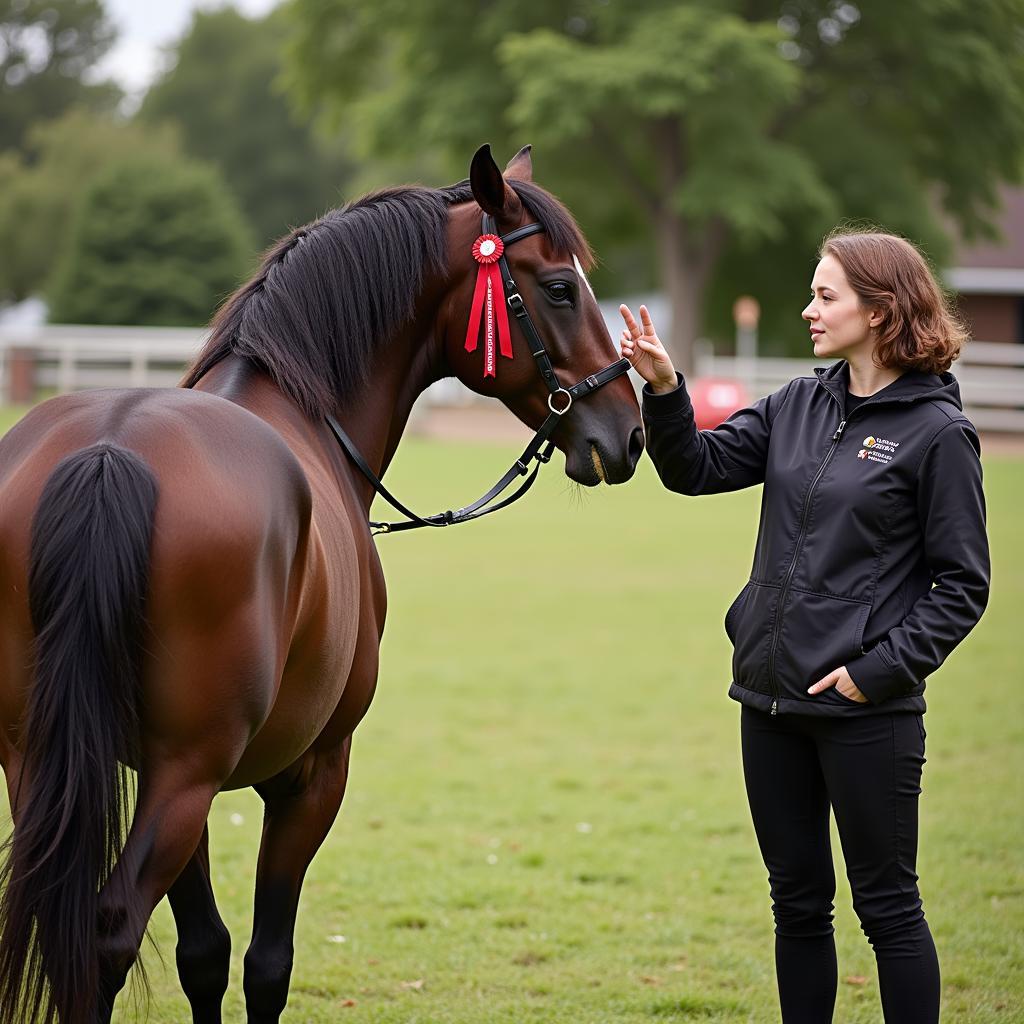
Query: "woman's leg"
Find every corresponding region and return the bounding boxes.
[741,706,838,1023]
[819,713,939,1024]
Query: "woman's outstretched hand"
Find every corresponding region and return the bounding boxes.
[619,304,678,394]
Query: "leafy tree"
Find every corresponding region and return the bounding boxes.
[0,109,180,304]
[0,0,120,153]
[139,5,351,247]
[48,154,252,325]
[286,0,1024,369]
[0,150,45,303]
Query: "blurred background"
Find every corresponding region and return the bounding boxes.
[1,0,1022,430]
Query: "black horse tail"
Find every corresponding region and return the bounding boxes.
[0,443,158,1024]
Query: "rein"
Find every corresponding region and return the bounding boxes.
[326,212,630,535]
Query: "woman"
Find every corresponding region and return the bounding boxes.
[620,230,990,1023]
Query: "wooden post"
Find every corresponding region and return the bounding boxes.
[6,347,37,404]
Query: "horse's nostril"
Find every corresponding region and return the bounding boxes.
[628,426,645,468]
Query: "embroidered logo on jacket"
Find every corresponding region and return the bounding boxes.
[857,434,900,464]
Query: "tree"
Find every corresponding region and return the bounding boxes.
[501,6,829,369]
[285,0,1024,370]
[139,5,351,248]
[0,109,181,305]
[0,0,120,153]
[48,154,253,325]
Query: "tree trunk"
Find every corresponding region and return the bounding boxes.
[655,214,697,377]
[654,212,726,379]
[649,117,727,379]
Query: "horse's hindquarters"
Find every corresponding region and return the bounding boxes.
[0,389,314,769]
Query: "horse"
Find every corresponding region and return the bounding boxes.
[0,144,644,1023]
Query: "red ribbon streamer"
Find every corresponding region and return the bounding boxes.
[465,234,513,378]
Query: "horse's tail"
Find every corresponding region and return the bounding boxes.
[0,443,158,1024]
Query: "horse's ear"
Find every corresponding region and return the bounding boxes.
[504,145,533,182]
[470,144,519,221]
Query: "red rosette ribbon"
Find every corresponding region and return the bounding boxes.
[464,234,513,378]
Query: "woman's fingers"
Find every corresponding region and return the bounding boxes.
[620,334,657,360]
[808,666,868,702]
[807,670,839,694]
[621,303,677,388]
[622,302,664,344]
[619,303,643,339]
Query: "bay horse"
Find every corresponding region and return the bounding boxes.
[0,145,643,1023]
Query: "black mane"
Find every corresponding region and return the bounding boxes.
[182,179,592,420]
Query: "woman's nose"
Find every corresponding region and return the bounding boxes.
[802,303,815,320]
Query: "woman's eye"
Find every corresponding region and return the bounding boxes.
[545,282,574,305]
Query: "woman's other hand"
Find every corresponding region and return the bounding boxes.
[807,666,868,703]
[619,304,678,394]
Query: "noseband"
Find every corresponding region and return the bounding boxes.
[326,212,631,535]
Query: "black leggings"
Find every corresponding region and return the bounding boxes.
[740,705,939,1023]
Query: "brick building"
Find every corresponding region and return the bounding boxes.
[947,187,1024,345]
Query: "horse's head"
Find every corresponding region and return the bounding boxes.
[443,145,644,486]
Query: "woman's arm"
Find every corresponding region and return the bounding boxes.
[620,304,787,495]
[844,420,991,703]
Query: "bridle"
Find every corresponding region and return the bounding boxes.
[326,211,631,535]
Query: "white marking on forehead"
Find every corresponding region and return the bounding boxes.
[573,253,595,299]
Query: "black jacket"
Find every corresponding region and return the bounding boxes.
[643,360,990,716]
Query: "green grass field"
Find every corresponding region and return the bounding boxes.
[2,408,1021,1022]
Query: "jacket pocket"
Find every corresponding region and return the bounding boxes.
[773,589,871,706]
[724,583,751,644]
[729,581,780,695]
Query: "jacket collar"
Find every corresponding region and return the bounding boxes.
[814,360,962,412]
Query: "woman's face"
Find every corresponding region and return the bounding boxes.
[802,254,880,361]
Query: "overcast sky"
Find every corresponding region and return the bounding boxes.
[94,0,279,98]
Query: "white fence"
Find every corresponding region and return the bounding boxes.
[695,341,1024,434]
[1,323,1022,433]
[0,324,207,392]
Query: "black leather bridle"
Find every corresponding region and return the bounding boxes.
[326,212,631,535]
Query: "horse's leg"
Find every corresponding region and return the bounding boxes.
[243,737,352,1024]
[95,771,221,1023]
[167,823,232,1024]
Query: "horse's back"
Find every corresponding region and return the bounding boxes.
[0,387,350,780]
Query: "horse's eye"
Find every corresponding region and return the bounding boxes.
[545,282,574,306]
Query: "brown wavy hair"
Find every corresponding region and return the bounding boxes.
[820,228,968,374]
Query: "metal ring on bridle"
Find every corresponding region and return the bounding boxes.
[548,388,573,415]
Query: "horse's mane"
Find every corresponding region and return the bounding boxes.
[182,179,592,420]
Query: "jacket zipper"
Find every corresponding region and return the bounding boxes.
[766,408,846,715]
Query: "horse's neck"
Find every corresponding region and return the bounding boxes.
[192,336,442,510]
[333,323,442,500]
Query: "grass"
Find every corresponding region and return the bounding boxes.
[1,408,1021,1022]
[0,405,31,435]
